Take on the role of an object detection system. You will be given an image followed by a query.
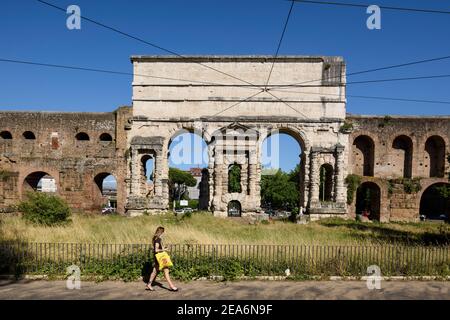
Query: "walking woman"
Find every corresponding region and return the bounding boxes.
[145,226,178,292]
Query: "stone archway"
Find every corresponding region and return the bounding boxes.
[93,172,117,211]
[353,135,375,177]
[22,171,57,195]
[425,136,446,178]
[260,127,306,211]
[227,200,241,217]
[419,183,450,220]
[355,182,381,221]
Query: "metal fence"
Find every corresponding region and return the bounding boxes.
[0,242,449,277]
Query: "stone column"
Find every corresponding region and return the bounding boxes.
[207,146,215,210]
[130,149,140,195]
[248,151,257,196]
[301,150,310,208]
[334,144,346,203]
[155,150,164,198]
[309,149,320,205]
[213,148,224,211]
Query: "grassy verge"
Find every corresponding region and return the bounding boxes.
[0,212,449,246]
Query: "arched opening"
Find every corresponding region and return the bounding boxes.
[355,182,381,221]
[94,173,117,211]
[420,183,450,221]
[168,130,209,210]
[228,164,242,193]
[141,154,155,184]
[0,131,12,139]
[22,131,36,140]
[353,135,374,177]
[99,133,113,142]
[425,136,445,178]
[319,164,334,202]
[392,135,413,178]
[75,132,90,141]
[260,131,304,213]
[228,200,241,217]
[23,171,56,193]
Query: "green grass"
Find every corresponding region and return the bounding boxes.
[1,212,448,246]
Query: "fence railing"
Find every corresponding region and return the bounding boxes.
[0,242,449,278]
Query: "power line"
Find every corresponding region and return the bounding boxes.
[35,0,262,90]
[271,54,450,89]
[265,90,309,118]
[265,0,295,89]
[3,57,449,108]
[212,90,264,116]
[269,88,450,105]
[346,74,450,85]
[0,58,262,90]
[289,0,450,15]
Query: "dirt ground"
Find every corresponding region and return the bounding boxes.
[0,279,448,300]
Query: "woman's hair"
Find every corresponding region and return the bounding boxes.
[152,226,165,242]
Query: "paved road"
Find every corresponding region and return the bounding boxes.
[0,279,449,300]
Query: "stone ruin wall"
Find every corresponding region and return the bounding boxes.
[347,115,450,222]
[0,107,132,214]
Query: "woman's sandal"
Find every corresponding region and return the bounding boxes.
[145,285,155,291]
[169,287,178,292]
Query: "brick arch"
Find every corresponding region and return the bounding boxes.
[355,180,382,221]
[351,132,378,177]
[390,134,414,178]
[90,170,121,213]
[419,182,450,220]
[422,134,447,178]
[416,177,449,208]
[20,168,60,198]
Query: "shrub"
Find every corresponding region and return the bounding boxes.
[339,121,353,133]
[345,174,361,205]
[18,192,71,226]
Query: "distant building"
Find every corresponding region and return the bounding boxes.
[40,175,57,193]
[186,168,203,200]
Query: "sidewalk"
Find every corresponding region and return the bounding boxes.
[0,279,448,300]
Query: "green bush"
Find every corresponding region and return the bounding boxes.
[18,192,71,226]
[345,174,361,205]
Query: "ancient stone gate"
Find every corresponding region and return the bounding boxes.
[1,55,449,222]
[126,56,349,217]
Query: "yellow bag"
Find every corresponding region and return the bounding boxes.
[155,251,173,269]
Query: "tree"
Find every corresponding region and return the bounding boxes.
[168,168,197,202]
[261,169,299,211]
[228,164,242,193]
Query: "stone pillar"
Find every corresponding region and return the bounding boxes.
[248,151,257,196]
[309,149,320,205]
[130,149,139,195]
[301,150,310,208]
[213,148,224,211]
[208,146,215,210]
[334,144,346,203]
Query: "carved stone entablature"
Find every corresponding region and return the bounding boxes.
[130,136,164,150]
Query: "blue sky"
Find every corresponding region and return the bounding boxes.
[1,0,449,172]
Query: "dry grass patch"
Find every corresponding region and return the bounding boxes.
[0,212,448,246]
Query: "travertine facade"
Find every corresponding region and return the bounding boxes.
[127,56,349,217]
[0,55,448,222]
